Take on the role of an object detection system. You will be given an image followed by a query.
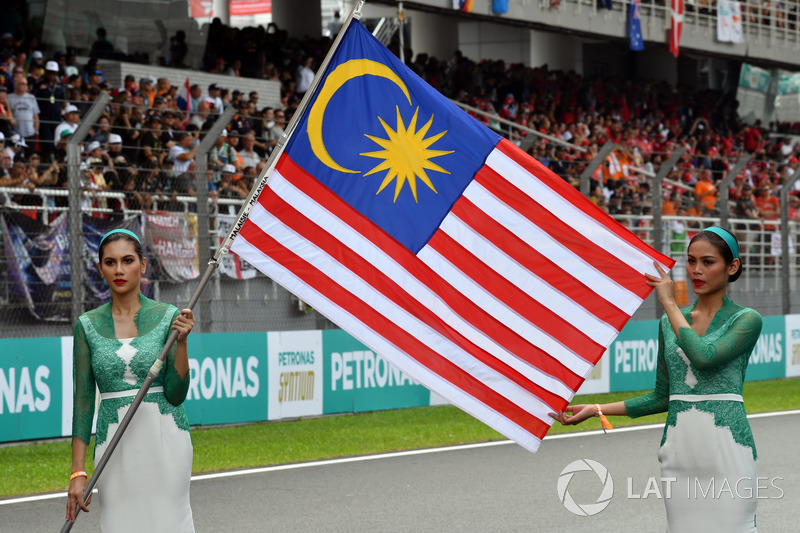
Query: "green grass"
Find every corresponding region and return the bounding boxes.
[3,377,798,498]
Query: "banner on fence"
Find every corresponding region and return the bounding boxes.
[217,215,258,280]
[143,212,200,281]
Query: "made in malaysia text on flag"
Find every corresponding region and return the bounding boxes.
[229,20,674,452]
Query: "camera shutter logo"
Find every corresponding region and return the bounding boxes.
[557,459,614,516]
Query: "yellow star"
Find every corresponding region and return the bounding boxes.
[360,106,453,203]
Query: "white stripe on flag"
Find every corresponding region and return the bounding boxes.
[230,236,544,453]
[438,211,620,346]
[243,202,558,423]
[268,171,577,400]
[416,245,593,378]
[485,149,666,274]
[462,180,642,315]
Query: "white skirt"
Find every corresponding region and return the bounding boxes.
[94,400,195,533]
[658,406,757,533]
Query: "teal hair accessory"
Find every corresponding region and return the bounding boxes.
[701,226,739,261]
[100,228,141,245]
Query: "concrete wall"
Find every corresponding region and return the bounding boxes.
[409,13,459,62]
[90,58,282,109]
[459,21,530,65]
[529,30,582,72]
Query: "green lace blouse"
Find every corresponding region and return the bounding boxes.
[72,293,191,447]
[624,296,763,458]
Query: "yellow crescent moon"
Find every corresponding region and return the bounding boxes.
[307,59,412,173]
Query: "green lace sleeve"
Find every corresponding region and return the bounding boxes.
[677,310,763,371]
[72,319,96,446]
[624,321,670,418]
[162,308,190,406]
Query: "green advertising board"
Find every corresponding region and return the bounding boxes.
[183,332,268,425]
[0,337,63,441]
[608,319,660,393]
[322,329,430,414]
[746,315,785,381]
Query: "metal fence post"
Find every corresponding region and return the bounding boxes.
[652,147,685,319]
[67,92,112,326]
[717,154,750,230]
[194,106,236,333]
[579,141,615,197]
[780,166,800,315]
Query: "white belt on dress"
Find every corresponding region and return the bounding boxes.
[669,393,743,402]
[101,386,164,400]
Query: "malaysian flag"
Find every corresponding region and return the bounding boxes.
[670,0,684,57]
[228,21,673,452]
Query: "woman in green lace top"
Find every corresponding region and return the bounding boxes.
[552,227,762,532]
[65,229,196,532]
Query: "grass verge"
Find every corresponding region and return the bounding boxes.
[2,377,798,498]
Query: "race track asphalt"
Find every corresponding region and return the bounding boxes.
[3,411,797,532]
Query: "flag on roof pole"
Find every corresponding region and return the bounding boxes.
[227,18,674,453]
[670,0,684,57]
[177,78,191,114]
[629,0,644,51]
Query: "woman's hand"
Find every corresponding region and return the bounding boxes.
[645,261,676,309]
[171,309,195,342]
[66,476,91,521]
[549,404,598,426]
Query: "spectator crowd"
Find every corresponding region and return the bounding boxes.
[0,15,799,240]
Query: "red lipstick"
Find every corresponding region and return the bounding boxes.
[692,279,705,287]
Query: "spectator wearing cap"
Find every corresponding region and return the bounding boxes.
[6,133,28,162]
[209,129,239,184]
[54,104,80,152]
[106,133,128,166]
[230,100,252,135]
[217,163,247,211]
[84,68,103,94]
[29,51,44,72]
[207,83,224,114]
[139,77,155,107]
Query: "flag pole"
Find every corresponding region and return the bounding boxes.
[59,3,367,531]
[217,0,366,257]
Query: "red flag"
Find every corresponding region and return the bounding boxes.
[670,0,684,57]
[228,22,673,453]
[177,78,191,114]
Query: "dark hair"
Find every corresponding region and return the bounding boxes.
[98,232,144,262]
[689,228,742,282]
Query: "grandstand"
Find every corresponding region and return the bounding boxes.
[1,0,800,342]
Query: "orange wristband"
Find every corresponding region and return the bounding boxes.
[594,404,614,434]
[70,471,88,481]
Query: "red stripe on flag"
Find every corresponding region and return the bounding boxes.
[259,186,569,411]
[495,139,674,269]
[474,164,652,300]
[238,218,554,439]
[273,154,585,391]
[428,229,604,360]
[450,197,630,332]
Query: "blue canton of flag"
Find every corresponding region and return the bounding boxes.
[629,0,645,51]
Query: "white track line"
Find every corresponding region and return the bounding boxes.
[4,409,798,506]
